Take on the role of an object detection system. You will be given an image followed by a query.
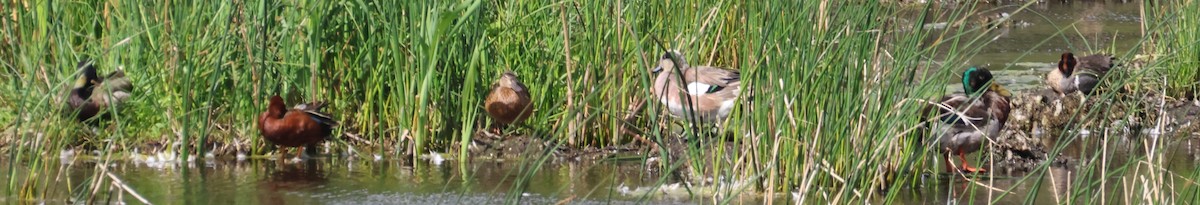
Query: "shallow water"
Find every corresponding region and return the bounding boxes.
[4,135,1194,205]
[1,157,732,204]
[892,132,1199,204]
[923,1,1146,92]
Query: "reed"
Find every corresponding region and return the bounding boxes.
[1,0,1196,204]
[1152,0,1200,99]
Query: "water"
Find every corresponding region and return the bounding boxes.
[2,157,723,204]
[921,1,1146,92]
[891,133,1199,204]
[908,2,1199,203]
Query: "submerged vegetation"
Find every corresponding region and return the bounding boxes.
[1,0,1198,204]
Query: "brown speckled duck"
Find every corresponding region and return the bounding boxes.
[484,72,533,133]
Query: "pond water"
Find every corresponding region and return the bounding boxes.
[5,1,1193,205]
[926,1,1147,91]
[2,157,734,204]
[3,134,1195,204]
[892,133,1199,204]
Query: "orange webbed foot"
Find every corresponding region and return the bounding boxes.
[957,152,986,173]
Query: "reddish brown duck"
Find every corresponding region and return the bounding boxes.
[258,95,338,158]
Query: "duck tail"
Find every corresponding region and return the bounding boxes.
[298,102,339,127]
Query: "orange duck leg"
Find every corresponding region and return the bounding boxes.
[258,96,338,160]
[957,150,986,173]
[944,150,986,173]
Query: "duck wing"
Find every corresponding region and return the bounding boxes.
[681,66,740,94]
[295,102,339,127]
[987,91,1011,128]
[1075,54,1114,77]
[927,94,990,127]
[89,70,133,106]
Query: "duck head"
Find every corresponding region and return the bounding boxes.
[498,71,526,92]
[962,67,1010,97]
[653,50,687,74]
[266,95,287,118]
[74,59,100,90]
[1057,52,1078,76]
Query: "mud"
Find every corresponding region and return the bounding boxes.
[985,87,1200,174]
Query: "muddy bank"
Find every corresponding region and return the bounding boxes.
[986,87,1200,174]
[9,87,1198,182]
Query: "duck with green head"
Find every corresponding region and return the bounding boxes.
[923,67,1012,173]
[67,59,132,123]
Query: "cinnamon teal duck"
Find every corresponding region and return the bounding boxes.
[258,95,338,159]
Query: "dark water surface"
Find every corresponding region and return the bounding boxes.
[3,156,729,204]
[924,1,1146,92]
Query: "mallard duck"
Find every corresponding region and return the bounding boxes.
[484,71,533,133]
[923,67,1012,173]
[1046,52,1115,95]
[651,51,741,123]
[67,59,132,123]
[258,95,338,159]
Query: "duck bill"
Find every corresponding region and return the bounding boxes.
[990,83,1011,97]
[74,76,90,88]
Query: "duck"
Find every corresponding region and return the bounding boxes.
[66,59,132,123]
[258,95,338,159]
[483,71,533,133]
[1046,52,1115,95]
[923,67,1012,173]
[650,50,741,123]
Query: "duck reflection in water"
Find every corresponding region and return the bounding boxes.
[258,160,327,204]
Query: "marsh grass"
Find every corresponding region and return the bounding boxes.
[1155,1,1200,99]
[1,0,1198,204]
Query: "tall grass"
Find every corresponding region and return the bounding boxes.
[1151,0,1200,99]
[1,0,1198,204]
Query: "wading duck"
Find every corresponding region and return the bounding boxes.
[1046,52,1115,95]
[258,95,338,159]
[67,59,132,123]
[923,67,1012,173]
[484,71,533,133]
[651,51,741,123]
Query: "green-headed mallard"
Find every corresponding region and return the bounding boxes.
[924,67,1012,173]
[67,59,132,123]
[651,50,741,123]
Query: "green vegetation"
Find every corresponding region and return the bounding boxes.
[1152,0,1200,99]
[1,0,1197,204]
